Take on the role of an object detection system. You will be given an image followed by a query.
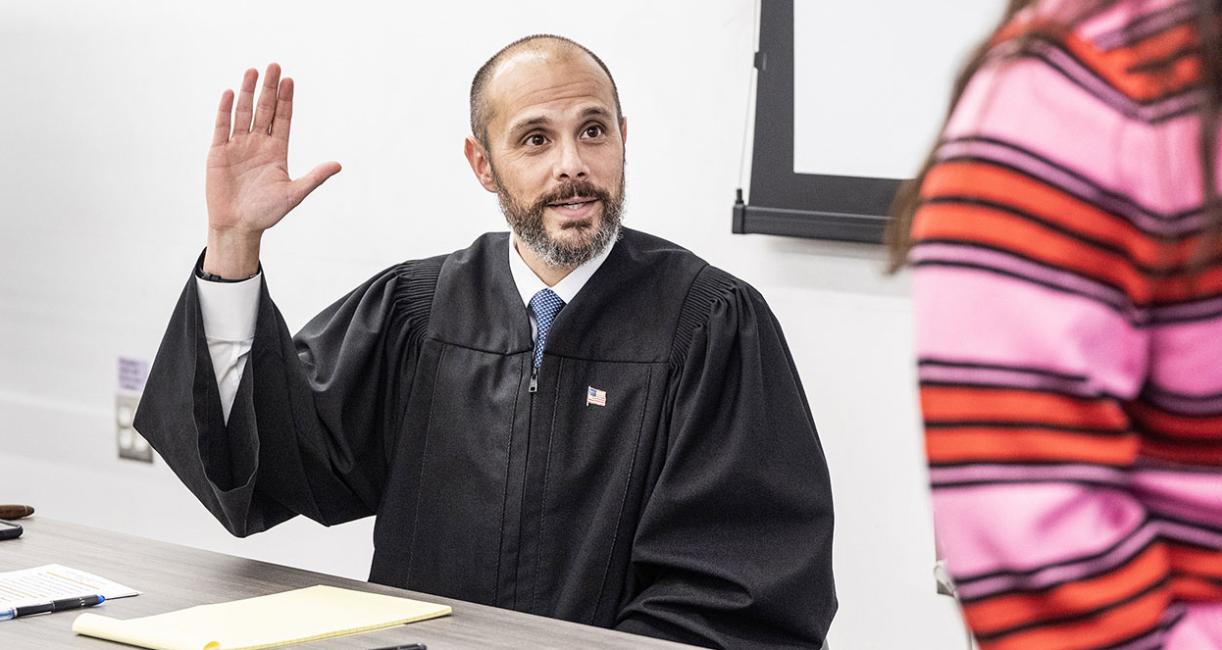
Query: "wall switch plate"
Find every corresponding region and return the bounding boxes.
[116,393,152,463]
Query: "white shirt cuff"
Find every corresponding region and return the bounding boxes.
[195,273,262,341]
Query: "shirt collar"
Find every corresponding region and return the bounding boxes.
[507,232,616,308]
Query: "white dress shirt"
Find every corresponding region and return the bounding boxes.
[505,234,614,340]
[198,233,615,423]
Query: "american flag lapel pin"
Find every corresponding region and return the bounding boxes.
[586,386,607,407]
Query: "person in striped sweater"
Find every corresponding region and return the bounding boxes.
[888,0,1222,647]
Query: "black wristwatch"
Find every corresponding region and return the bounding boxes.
[194,252,260,283]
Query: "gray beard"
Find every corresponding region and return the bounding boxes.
[492,172,626,269]
[507,203,623,268]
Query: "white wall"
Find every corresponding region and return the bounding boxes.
[0,2,967,647]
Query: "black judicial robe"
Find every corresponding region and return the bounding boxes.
[134,228,836,648]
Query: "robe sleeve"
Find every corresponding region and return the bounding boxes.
[615,273,837,649]
[133,257,432,537]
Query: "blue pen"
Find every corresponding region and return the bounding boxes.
[0,594,105,621]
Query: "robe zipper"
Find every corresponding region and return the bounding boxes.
[512,359,539,610]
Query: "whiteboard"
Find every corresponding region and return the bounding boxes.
[794,1,1006,179]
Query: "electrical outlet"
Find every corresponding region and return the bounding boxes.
[116,393,152,463]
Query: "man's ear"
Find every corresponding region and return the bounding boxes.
[464,137,498,193]
[619,116,628,146]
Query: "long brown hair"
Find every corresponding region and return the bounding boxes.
[885,0,1222,273]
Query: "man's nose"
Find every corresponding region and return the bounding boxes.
[553,137,589,181]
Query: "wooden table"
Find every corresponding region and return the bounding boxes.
[0,518,694,649]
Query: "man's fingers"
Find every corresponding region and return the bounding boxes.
[212,89,234,147]
[252,63,281,135]
[232,68,258,137]
[288,161,342,206]
[271,77,294,141]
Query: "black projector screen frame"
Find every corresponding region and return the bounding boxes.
[733,0,904,244]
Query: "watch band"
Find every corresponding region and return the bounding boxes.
[195,256,260,283]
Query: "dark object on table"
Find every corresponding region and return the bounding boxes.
[0,505,34,520]
[0,520,22,540]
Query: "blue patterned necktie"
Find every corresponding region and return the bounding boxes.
[529,288,566,368]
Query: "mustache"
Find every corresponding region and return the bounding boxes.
[533,180,613,210]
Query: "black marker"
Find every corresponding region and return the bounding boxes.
[366,644,426,650]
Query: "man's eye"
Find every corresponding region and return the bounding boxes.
[583,125,604,138]
[526,134,547,146]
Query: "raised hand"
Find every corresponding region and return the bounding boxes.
[202,63,340,279]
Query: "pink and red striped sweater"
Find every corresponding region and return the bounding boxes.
[912,0,1222,647]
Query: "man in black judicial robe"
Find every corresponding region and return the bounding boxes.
[134,35,836,649]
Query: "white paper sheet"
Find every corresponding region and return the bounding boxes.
[0,563,140,610]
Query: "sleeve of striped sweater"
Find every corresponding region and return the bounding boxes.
[910,29,1192,648]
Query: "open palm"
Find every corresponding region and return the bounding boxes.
[206,64,340,235]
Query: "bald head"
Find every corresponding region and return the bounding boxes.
[469,34,623,147]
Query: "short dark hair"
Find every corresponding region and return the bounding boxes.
[469,34,623,147]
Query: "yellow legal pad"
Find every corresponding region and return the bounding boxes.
[71,585,452,650]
